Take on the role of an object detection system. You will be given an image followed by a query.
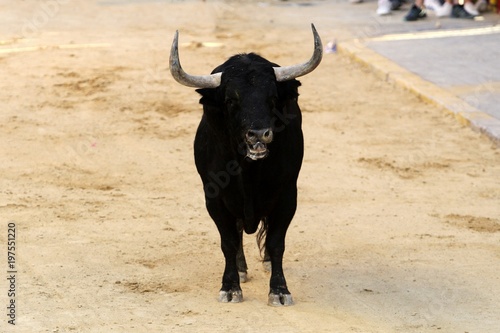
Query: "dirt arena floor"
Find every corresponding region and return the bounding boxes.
[1,1,499,332]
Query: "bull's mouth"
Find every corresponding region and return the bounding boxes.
[246,142,268,161]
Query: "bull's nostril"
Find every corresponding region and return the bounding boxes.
[262,129,273,143]
[246,130,257,141]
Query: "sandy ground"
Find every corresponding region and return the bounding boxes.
[1,1,499,332]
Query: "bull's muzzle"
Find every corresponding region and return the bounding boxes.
[246,128,273,144]
[245,128,273,161]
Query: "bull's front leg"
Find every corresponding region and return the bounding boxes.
[265,226,294,306]
[207,199,243,303]
[219,231,243,303]
[265,187,297,306]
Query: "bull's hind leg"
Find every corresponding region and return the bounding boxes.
[236,220,248,283]
[207,200,243,303]
[265,187,297,306]
[262,249,272,272]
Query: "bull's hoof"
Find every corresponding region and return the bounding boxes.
[218,289,243,303]
[239,271,248,283]
[268,293,294,306]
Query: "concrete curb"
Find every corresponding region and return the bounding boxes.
[338,40,500,147]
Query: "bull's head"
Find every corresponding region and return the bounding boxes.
[169,24,322,161]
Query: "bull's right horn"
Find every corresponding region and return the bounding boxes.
[273,23,323,82]
[169,30,222,88]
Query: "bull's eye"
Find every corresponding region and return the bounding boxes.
[225,98,237,110]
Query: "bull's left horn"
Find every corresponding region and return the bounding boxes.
[169,30,222,88]
[273,24,323,82]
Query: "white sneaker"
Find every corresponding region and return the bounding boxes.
[423,0,441,11]
[464,1,479,15]
[377,0,391,15]
[434,1,452,17]
[349,0,363,3]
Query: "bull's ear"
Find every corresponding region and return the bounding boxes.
[196,88,218,107]
[277,80,301,101]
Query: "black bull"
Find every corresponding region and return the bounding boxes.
[169,24,323,306]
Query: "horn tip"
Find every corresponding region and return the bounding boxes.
[312,23,320,37]
[310,24,322,49]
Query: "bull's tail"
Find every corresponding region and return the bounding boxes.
[256,218,268,259]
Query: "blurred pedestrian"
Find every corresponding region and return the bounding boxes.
[404,0,481,20]
[377,0,404,15]
[425,0,479,17]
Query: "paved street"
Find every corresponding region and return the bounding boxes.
[326,0,500,144]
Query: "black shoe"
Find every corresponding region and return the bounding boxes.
[390,0,403,10]
[404,5,426,21]
[451,5,475,19]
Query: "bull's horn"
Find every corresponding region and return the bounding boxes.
[169,30,222,88]
[273,24,323,82]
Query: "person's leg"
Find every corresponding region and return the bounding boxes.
[434,0,453,16]
[476,0,488,12]
[464,0,479,15]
